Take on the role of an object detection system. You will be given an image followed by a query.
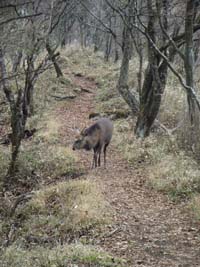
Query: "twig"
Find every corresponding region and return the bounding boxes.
[104,227,121,238]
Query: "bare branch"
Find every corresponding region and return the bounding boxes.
[155,0,185,60]
[0,12,43,26]
[76,0,119,44]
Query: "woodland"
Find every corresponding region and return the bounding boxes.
[1,0,200,266]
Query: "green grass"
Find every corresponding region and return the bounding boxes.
[0,243,126,267]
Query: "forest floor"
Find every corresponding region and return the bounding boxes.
[57,71,200,267]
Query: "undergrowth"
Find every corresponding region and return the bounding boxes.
[1,243,126,267]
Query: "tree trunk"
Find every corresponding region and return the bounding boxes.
[135,60,168,137]
[117,1,139,115]
[0,49,26,181]
[137,52,143,101]
[12,51,22,73]
[24,56,35,116]
[93,27,100,52]
[114,14,119,63]
[79,22,85,48]
[104,33,112,61]
[135,0,169,138]
[114,44,119,63]
[104,15,113,61]
[185,0,196,124]
[7,90,25,178]
[46,42,63,78]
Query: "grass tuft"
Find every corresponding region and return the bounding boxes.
[148,154,200,199]
[19,180,110,241]
[1,243,126,267]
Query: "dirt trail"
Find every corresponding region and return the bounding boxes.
[58,74,200,267]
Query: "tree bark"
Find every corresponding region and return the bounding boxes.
[46,42,63,78]
[7,90,25,178]
[184,0,196,124]
[104,33,113,61]
[12,51,22,73]
[104,14,113,61]
[93,27,100,52]
[24,55,35,116]
[117,1,139,115]
[0,49,26,181]
[135,0,169,138]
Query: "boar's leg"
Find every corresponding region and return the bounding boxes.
[98,147,102,167]
[92,147,98,168]
[103,143,109,167]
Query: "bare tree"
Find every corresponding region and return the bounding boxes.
[0,0,66,183]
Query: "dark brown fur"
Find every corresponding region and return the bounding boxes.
[73,118,113,168]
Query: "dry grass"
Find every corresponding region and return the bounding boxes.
[1,243,126,267]
[113,120,200,200]
[113,119,173,164]
[158,71,186,127]
[17,144,77,179]
[1,113,80,181]
[189,195,200,220]
[19,180,110,242]
[148,154,200,199]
